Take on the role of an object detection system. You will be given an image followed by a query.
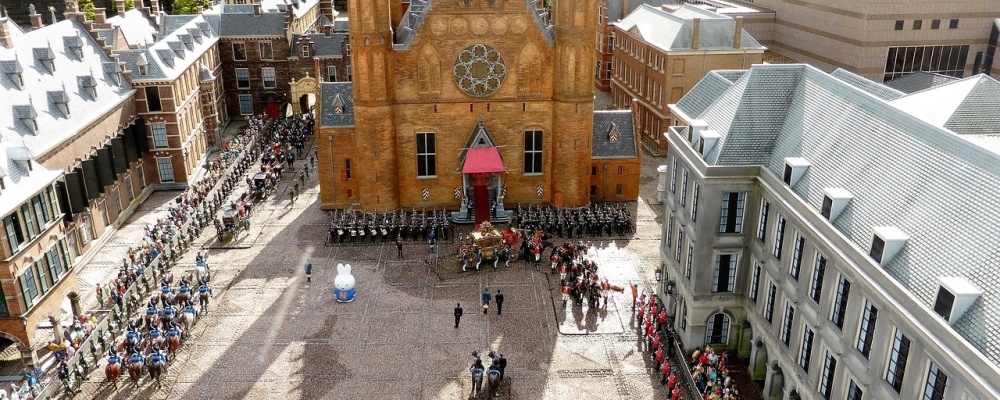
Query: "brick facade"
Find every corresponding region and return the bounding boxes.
[219,36,293,119]
[316,0,608,211]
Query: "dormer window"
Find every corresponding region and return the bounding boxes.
[332,93,345,114]
[34,48,55,73]
[48,90,70,117]
[64,36,83,59]
[78,75,97,98]
[782,157,810,186]
[138,65,148,76]
[699,130,720,156]
[14,105,38,134]
[2,60,25,89]
[820,188,853,220]
[607,123,620,142]
[934,277,982,323]
[870,226,909,265]
[302,45,311,57]
[104,62,122,86]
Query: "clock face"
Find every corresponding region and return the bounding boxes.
[453,44,506,97]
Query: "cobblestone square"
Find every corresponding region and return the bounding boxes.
[63,143,677,399]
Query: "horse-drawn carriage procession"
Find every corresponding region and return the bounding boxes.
[326,207,453,245]
[457,222,523,271]
[213,204,251,242]
[468,350,509,399]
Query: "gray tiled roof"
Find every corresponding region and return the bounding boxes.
[592,110,637,158]
[319,82,354,127]
[292,33,348,57]
[674,71,735,119]
[830,68,904,101]
[884,71,960,94]
[0,19,133,158]
[116,13,219,82]
[106,9,157,47]
[219,12,286,37]
[615,4,764,52]
[334,20,349,32]
[163,15,197,35]
[680,63,1000,364]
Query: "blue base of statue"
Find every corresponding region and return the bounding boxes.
[334,288,357,302]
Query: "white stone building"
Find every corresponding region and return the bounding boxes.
[660,63,1000,399]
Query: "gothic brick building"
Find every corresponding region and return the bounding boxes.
[317,0,639,219]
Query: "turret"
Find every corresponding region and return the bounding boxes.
[345,0,400,210]
[550,0,598,206]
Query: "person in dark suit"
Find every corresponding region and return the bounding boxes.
[454,303,464,328]
[495,290,505,316]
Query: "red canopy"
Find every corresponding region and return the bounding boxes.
[462,147,506,174]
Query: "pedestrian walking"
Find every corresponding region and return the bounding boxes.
[454,303,463,328]
[289,189,296,204]
[396,235,404,258]
[305,260,313,283]
[482,289,491,314]
[495,289,504,316]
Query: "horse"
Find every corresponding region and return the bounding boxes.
[175,286,191,306]
[127,354,144,387]
[159,287,175,307]
[486,364,503,399]
[198,289,211,312]
[471,365,485,398]
[147,353,167,387]
[105,356,121,389]
[166,329,182,358]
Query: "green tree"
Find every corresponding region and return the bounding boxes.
[79,0,96,20]
[125,0,135,11]
[172,0,210,14]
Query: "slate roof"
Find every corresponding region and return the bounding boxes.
[677,63,1000,365]
[292,33,348,57]
[592,110,637,159]
[890,75,1000,136]
[0,19,134,158]
[0,144,62,217]
[218,12,287,37]
[319,82,354,127]
[333,20,349,32]
[106,8,157,47]
[830,68,904,101]
[116,13,219,82]
[605,0,679,22]
[674,71,736,119]
[614,4,764,51]
[884,71,960,94]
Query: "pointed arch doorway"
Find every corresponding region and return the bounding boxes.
[452,118,510,227]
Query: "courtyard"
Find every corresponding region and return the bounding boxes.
[63,133,675,399]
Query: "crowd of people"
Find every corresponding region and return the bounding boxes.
[690,345,739,399]
[45,116,268,395]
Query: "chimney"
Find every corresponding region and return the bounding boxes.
[95,8,106,24]
[116,0,126,14]
[30,11,43,29]
[253,3,261,16]
[691,18,700,50]
[135,0,144,10]
[622,0,629,20]
[0,15,11,48]
[65,0,79,13]
[150,0,160,13]
[733,16,743,49]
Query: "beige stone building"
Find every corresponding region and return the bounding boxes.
[743,0,1000,81]
[609,4,764,155]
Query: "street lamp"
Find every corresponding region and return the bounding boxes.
[655,268,663,282]
[666,280,676,295]
[21,316,27,327]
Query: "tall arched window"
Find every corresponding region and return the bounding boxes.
[705,313,731,345]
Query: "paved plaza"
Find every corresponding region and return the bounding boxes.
[64,141,675,399]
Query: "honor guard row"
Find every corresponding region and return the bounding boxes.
[328,207,454,245]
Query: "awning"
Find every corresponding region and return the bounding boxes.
[462,147,506,174]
